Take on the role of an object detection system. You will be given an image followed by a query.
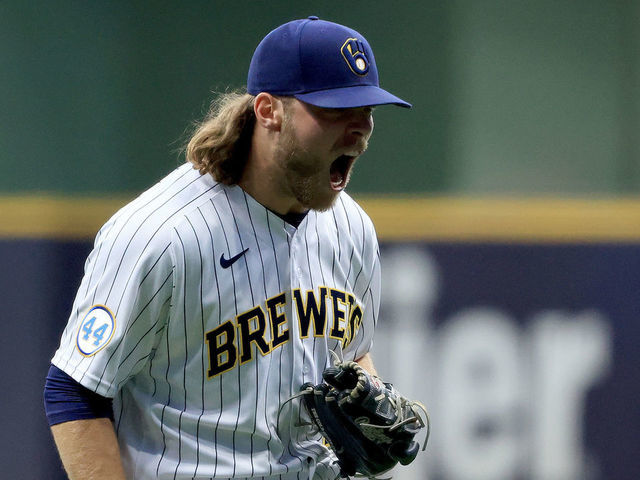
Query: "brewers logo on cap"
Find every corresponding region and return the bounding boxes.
[341,38,369,76]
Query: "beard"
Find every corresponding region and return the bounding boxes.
[275,122,348,212]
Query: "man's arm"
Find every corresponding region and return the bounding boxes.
[51,418,126,480]
[356,352,378,376]
[44,365,126,479]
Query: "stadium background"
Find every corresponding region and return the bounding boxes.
[1,1,638,478]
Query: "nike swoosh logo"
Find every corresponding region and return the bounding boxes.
[220,248,249,269]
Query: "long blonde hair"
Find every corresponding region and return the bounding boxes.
[185,91,256,185]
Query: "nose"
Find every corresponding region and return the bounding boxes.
[347,108,374,139]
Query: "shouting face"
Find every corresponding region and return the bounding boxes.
[275,100,374,212]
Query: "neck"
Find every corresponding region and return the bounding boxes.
[238,135,307,216]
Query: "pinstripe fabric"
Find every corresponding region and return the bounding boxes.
[52,163,380,479]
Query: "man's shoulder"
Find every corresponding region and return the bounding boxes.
[95,164,224,249]
[132,163,220,215]
[329,191,375,230]
[315,192,378,249]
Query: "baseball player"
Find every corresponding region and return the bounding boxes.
[44,16,411,480]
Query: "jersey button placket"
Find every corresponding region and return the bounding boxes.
[290,236,304,286]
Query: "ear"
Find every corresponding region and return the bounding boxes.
[254,93,284,131]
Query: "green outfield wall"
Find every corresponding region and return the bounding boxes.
[1,0,638,198]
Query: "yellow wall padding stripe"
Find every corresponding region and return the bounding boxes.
[357,196,640,242]
[1,194,639,242]
[0,195,131,240]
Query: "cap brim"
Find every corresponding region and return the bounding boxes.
[294,85,411,109]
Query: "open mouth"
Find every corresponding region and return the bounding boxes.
[330,155,356,191]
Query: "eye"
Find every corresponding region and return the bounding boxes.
[322,107,348,116]
[307,104,374,121]
[325,106,373,119]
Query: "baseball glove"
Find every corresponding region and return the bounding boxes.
[299,360,430,479]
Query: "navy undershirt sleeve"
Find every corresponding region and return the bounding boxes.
[43,364,114,426]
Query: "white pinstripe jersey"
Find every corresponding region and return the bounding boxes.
[52,163,381,480]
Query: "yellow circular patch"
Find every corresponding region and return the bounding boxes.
[76,305,116,356]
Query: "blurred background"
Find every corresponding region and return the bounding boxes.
[1,1,638,479]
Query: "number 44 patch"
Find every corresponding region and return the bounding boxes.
[76,305,116,356]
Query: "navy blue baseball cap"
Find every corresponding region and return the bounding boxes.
[247,16,411,109]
